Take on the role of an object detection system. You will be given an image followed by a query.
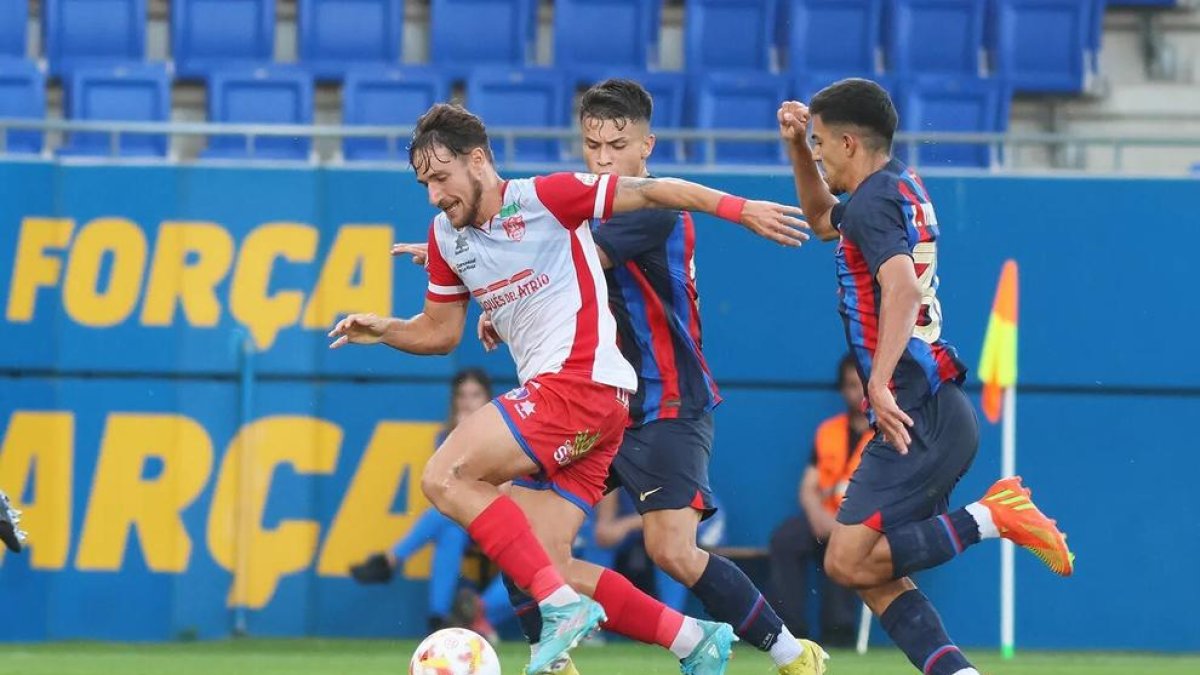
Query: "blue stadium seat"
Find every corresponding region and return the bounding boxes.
[784,0,883,75]
[991,0,1090,93]
[172,0,275,79]
[204,68,314,160]
[554,0,658,73]
[580,70,687,163]
[897,77,1010,168]
[430,0,535,75]
[886,0,986,78]
[342,68,447,161]
[44,0,147,77]
[0,60,45,154]
[298,0,403,81]
[60,63,170,157]
[686,0,777,72]
[465,68,567,164]
[693,72,788,164]
[0,0,29,59]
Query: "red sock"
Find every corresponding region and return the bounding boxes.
[466,496,564,602]
[593,568,683,648]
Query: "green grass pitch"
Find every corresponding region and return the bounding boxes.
[0,639,1196,675]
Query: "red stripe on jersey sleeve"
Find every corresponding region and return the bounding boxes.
[425,221,469,303]
[534,172,615,229]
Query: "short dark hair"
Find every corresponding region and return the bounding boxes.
[809,78,898,153]
[409,103,493,170]
[579,78,653,129]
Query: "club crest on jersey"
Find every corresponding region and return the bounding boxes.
[553,430,601,466]
[501,214,526,242]
[573,172,599,186]
[454,230,469,255]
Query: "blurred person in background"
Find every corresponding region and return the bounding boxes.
[0,489,26,553]
[768,354,869,647]
[349,368,497,639]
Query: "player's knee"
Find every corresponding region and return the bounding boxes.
[645,533,702,580]
[419,459,457,508]
[824,546,866,589]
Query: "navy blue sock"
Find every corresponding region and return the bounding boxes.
[887,509,981,578]
[880,589,973,675]
[503,574,541,645]
[691,553,784,651]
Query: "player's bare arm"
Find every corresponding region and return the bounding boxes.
[778,101,840,242]
[611,176,810,247]
[327,298,467,355]
[869,255,921,454]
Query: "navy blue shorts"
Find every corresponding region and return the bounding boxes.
[605,413,717,519]
[837,382,979,531]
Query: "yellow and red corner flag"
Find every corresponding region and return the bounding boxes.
[978,260,1018,424]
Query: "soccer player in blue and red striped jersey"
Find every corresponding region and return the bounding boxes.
[780,79,1074,675]
[483,79,828,675]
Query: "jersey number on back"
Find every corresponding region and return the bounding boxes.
[912,242,943,343]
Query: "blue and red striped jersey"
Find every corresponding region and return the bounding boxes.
[592,208,721,427]
[833,158,967,414]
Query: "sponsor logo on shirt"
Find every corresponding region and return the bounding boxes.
[553,430,602,466]
[504,387,530,401]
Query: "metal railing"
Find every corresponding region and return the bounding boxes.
[3,118,1200,174]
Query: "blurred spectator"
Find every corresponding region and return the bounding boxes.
[349,368,495,636]
[767,354,871,647]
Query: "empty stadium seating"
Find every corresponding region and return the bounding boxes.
[299,0,403,81]
[555,0,658,75]
[60,63,171,157]
[342,68,447,161]
[0,0,28,59]
[897,77,1010,168]
[430,0,535,75]
[204,68,314,160]
[693,72,788,164]
[886,0,986,77]
[465,68,567,163]
[0,59,45,154]
[783,0,883,77]
[44,0,147,77]
[686,0,777,72]
[172,0,275,79]
[990,0,1092,93]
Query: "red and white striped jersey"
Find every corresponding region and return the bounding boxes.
[425,172,637,392]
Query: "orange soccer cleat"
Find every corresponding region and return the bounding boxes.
[980,476,1075,577]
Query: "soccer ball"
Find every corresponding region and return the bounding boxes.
[409,628,501,675]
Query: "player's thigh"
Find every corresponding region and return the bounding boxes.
[424,402,539,486]
[612,415,717,518]
[837,386,978,532]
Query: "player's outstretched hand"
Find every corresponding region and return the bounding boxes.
[328,313,390,349]
[868,380,914,455]
[778,101,811,150]
[477,313,503,352]
[392,242,428,266]
[740,200,811,246]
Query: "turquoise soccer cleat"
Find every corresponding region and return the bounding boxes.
[679,621,736,675]
[526,596,606,675]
